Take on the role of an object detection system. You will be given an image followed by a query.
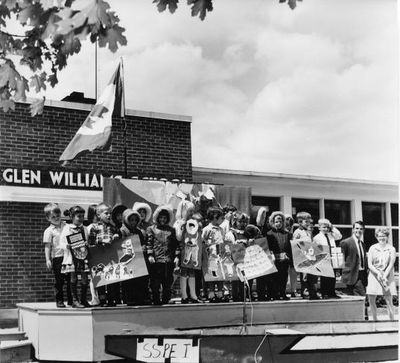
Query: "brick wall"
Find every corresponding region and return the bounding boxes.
[0,202,52,307]
[0,103,192,180]
[0,102,193,307]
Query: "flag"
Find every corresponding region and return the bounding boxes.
[59,61,125,165]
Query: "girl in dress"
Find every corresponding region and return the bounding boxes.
[366,227,397,320]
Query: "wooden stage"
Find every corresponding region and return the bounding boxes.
[18,296,365,362]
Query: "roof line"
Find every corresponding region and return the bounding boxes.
[22,98,192,123]
[192,166,398,186]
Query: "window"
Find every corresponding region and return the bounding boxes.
[363,228,377,251]
[362,202,386,226]
[324,200,351,225]
[292,198,320,223]
[391,203,398,227]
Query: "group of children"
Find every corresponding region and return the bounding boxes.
[43,200,343,308]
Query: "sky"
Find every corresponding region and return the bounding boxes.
[33,0,399,182]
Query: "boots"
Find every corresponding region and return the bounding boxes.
[71,282,84,308]
[81,284,90,307]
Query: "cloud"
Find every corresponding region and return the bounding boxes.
[38,0,397,181]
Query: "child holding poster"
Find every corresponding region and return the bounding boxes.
[265,211,292,300]
[120,208,150,305]
[225,212,250,302]
[313,218,342,298]
[60,206,90,308]
[147,205,180,305]
[43,203,72,308]
[88,203,121,307]
[293,212,320,300]
[202,207,226,302]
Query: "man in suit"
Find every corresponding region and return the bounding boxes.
[340,221,368,296]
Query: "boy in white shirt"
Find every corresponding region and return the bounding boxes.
[43,203,71,308]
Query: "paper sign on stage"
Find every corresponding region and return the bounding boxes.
[203,241,239,282]
[291,239,334,277]
[231,237,277,281]
[89,235,148,287]
[136,338,199,363]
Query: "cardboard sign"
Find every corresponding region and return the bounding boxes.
[181,235,203,270]
[67,231,88,260]
[231,237,277,281]
[203,241,239,282]
[136,338,199,363]
[89,235,148,287]
[291,239,335,277]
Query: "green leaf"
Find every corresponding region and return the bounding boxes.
[14,76,29,101]
[40,0,63,11]
[187,0,213,21]
[30,96,45,116]
[54,8,84,35]
[0,98,15,112]
[153,0,179,14]
[20,45,43,71]
[48,72,58,87]
[0,4,11,26]
[0,62,20,89]
[18,3,43,26]
[60,32,81,55]
[0,87,15,112]
[29,71,47,92]
[97,24,127,52]
[82,0,111,27]
[41,12,62,40]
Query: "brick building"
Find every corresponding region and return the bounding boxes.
[0,99,192,308]
[1,99,397,308]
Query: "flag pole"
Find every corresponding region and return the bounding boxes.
[95,40,98,100]
[120,57,128,178]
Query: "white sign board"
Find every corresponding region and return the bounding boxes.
[236,244,276,281]
[136,338,200,363]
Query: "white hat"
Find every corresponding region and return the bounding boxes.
[153,205,174,226]
[132,202,152,223]
[122,209,141,225]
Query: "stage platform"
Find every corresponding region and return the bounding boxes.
[18,296,365,362]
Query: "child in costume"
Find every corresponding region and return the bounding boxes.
[313,218,342,298]
[43,203,72,308]
[60,206,90,308]
[202,206,226,302]
[111,204,127,230]
[174,200,195,242]
[88,203,121,306]
[85,204,101,306]
[256,207,270,236]
[146,205,180,305]
[133,202,153,237]
[120,208,150,305]
[174,200,200,303]
[220,204,238,235]
[179,218,202,303]
[191,212,206,300]
[225,211,250,302]
[266,211,292,300]
[293,211,320,300]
